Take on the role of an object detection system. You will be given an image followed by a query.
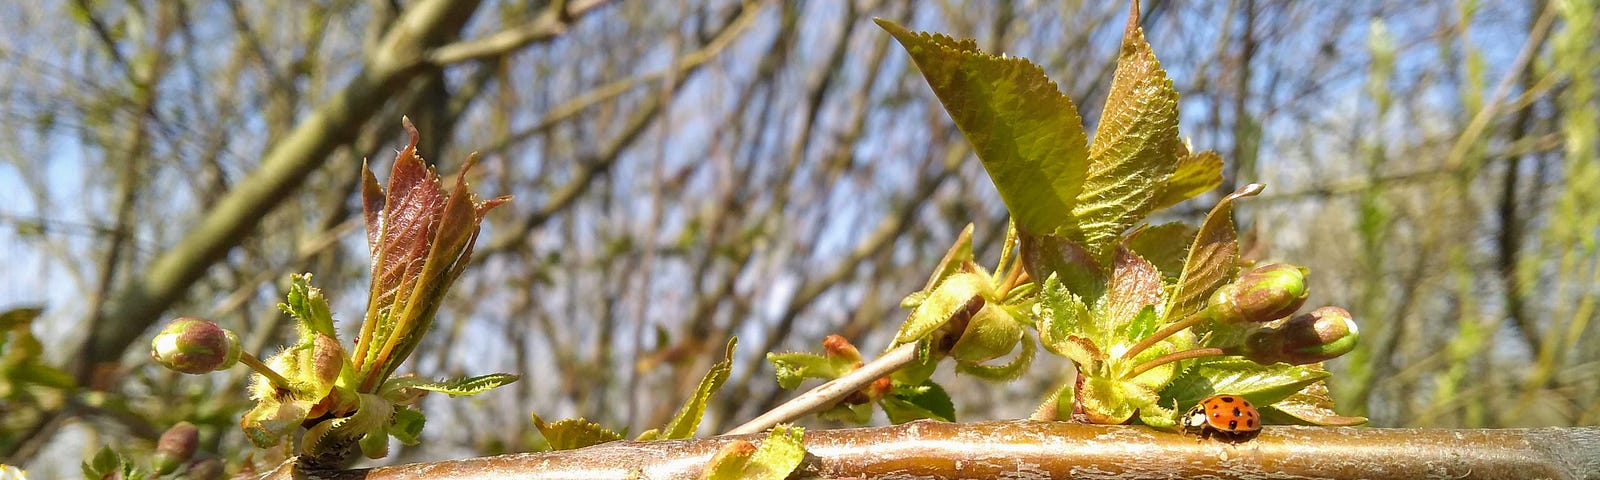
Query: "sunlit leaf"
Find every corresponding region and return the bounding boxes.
[700,440,756,480]
[280,273,336,339]
[1160,358,1330,411]
[741,425,806,480]
[1125,222,1194,279]
[1019,234,1104,300]
[878,19,1090,237]
[1036,275,1101,367]
[302,393,392,461]
[1150,150,1222,211]
[1102,247,1163,339]
[1164,184,1262,323]
[390,373,520,397]
[658,338,736,440]
[1071,5,1184,262]
[766,352,835,390]
[949,305,1024,364]
[896,272,989,344]
[390,408,426,445]
[1079,376,1138,424]
[531,412,624,451]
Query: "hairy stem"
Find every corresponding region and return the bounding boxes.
[1119,313,1208,362]
[1123,347,1228,380]
[238,351,294,390]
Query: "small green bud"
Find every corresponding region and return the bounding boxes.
[1241,306,1359,365]
[151,317,241,374]
[948,304,1023,364]
[152,421,199,475]
[1205,263,1310,324]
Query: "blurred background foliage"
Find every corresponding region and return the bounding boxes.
[0,0,1595,476]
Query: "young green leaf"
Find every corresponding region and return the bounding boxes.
[1257,377,1368,426]
[1070,3,1184,262]
[897,272,989,344]
[881,380,956,424]
[1019,233,1105,301]
[956,335,1035,381]
[1150,150,1223,211]
[1164,184,1262,323]
[1160,358,1331,410]
[0,306,43,331]
[389,407,426,445]
[1124,222,1194,279]
[658,338,736,440]
[1078,376,1140,424]
[1036,275,1101,367]
[390,373,520,397]
[1118,305,1160,344]
[877,19,1090,237]
[1101,247,1164,341]
[700,440,756,480]
[1138,401,1178,430]
[766,352,836,390]
[531,412,624,451]
[280,273,336,339]
[740,425,806,480]
[302,393,393,462]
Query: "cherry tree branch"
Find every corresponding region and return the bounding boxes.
[258,422,1600,480]
[723,342,920,435]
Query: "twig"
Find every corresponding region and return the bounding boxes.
[722,342,919,435]
[257,422,1600,480]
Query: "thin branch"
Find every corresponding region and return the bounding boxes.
[724,342,919,435]
[424,0,611,66]
[258,423,1600,480]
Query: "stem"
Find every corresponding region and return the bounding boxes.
[238,351,294,390]
[723,342,920,435]
[1123,347,1227,380]
[1118,313,1209,362]
[260,423,1600,480]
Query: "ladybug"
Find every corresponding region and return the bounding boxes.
[1180,394,1261,441]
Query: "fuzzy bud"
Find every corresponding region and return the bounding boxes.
[1241,306,1359,365]
[152,421,199,475]
[821,334,862,364]
[1205,263,1310,324]
[151,317,240,374]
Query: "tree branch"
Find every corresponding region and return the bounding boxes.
[258,423,1600,479]
[424,0,612,66]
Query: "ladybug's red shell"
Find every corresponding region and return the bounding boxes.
[1181,394,1261,441]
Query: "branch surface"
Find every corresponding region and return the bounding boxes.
[260,422,1600,480]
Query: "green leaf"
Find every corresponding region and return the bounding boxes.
[1049,379,1078,421]
[1151,151,1223,211]
[302,393,392,461]
[531,412,624,451]
[956,334,1034,381]
[1078,376,1139,424]
[1160,358,1331,411]
[878,19,1090,237]
[1019,234,1105,301]
[11,362,76,390]
[701,440,756,480]
[1138,401,1178,430]
[1071,7,1184,262]
[0,307,43,331]
[389,373,520,397]
[896,272,989,344]
[1118,305,1159,344]
[1164,184,1262,323]
[1124,222,1194,280]
[280,273,337,339]
[881,380,956,424]
[1036,275,1101,367]
[1101,247,1164,341]
[390,407,426,445]
[659,338,736,440]
[741,425,806,480]
[817,402,873,425]
[923,223,975,292]
[87,445,120,478]
[1257,377,1368,426]
[766,352,835,390]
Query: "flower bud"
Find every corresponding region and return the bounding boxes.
[151,317,240,374]
[822,334,862,364]
[183,458,224,480]
[1241,306,1359,365]
[1205,263,1310,324]
[152,421,199,475]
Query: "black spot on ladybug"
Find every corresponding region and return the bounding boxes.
[1219,396,1235,403]
[1232,407,1242,417]
[1228,420,1238,430]
[1247,419,1256,428]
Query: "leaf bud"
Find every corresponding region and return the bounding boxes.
[1241,306,1359,365]
[151,317,240,374]
[821,334,862,364]
[1205,263,1310,324]
[152,421,199,475]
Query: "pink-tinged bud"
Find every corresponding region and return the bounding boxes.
[1205,263,1310,324]
[151,317,240,374]
[822,334,862,364]
[1241,306,1359,365]
[152,421,199,475]
[183,458,224,480]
